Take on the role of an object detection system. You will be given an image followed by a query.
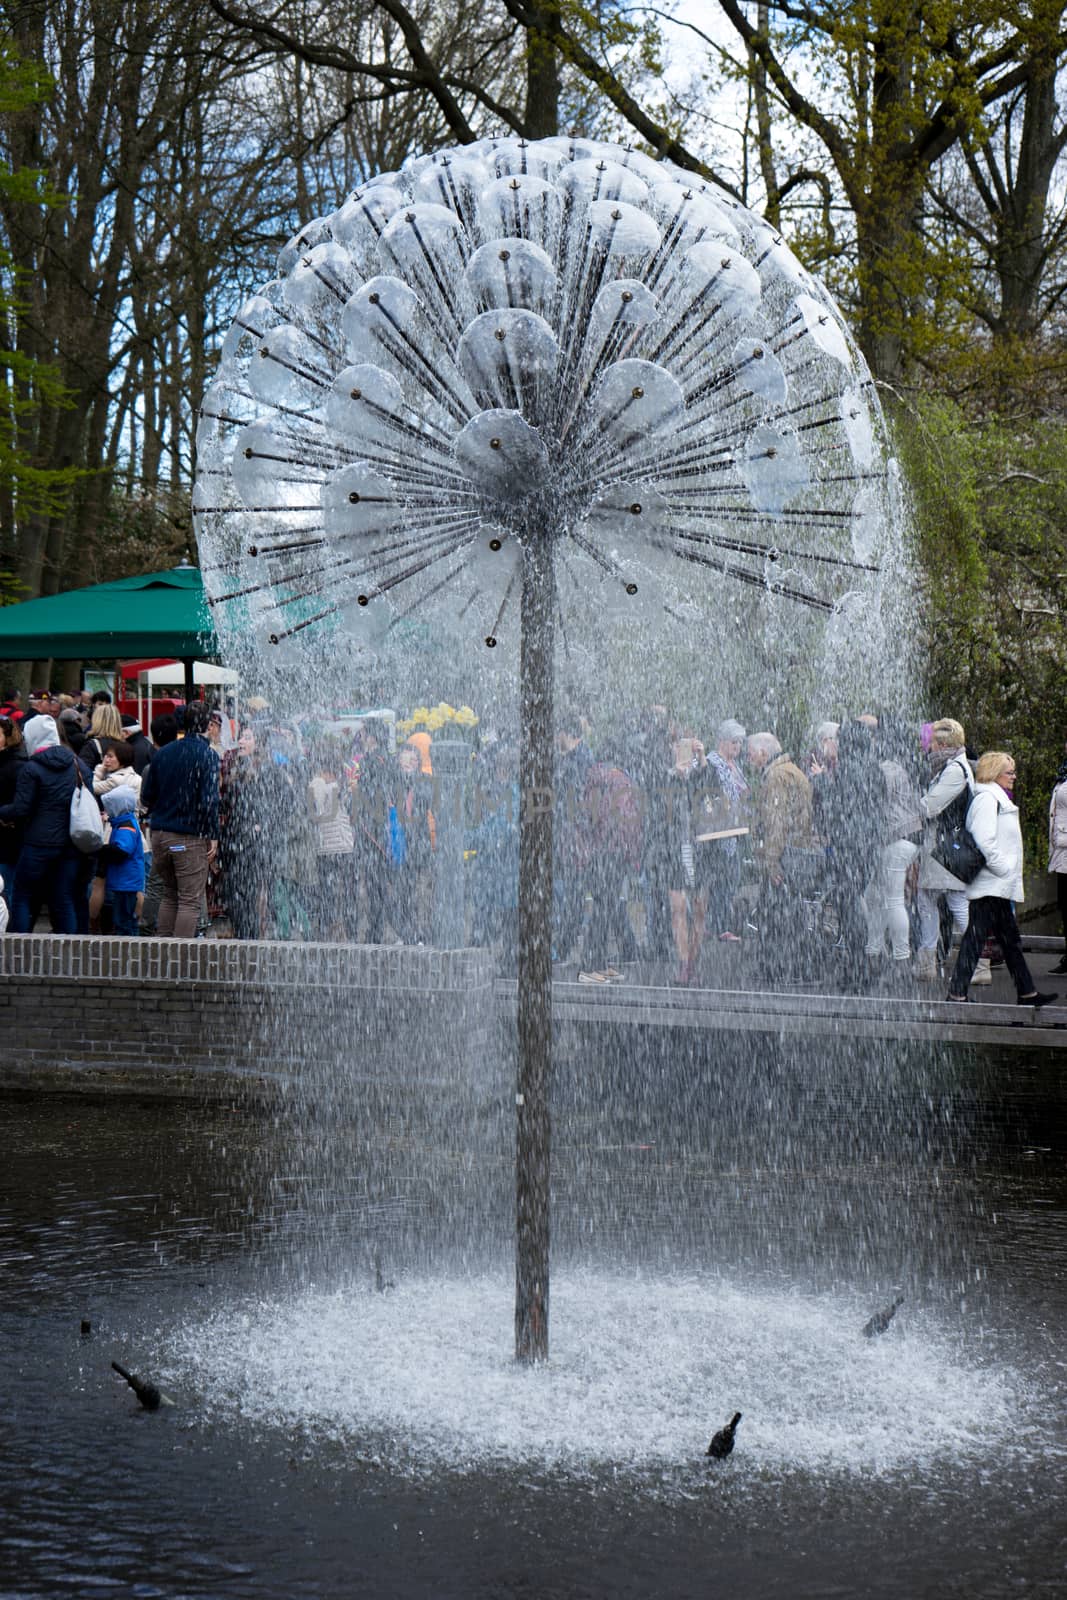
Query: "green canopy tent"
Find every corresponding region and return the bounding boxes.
[0,564,217,698]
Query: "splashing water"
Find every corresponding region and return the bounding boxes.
[195,134,909,707]
[165,1271,1026,1481]
[179,136,983,1473]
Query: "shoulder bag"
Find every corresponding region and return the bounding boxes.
[931,763,985,883]
[70,761,106,852]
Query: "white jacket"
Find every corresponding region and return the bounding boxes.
[1049,780,1067,874]
[965,782,1024,902]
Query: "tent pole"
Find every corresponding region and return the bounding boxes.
[183,657,195,708]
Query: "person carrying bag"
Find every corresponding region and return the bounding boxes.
[946,751,1054,1006]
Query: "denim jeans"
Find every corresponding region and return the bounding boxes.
[10,843,81,933]
[111,889,140,936]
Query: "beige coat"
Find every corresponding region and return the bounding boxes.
[754,753,814,876]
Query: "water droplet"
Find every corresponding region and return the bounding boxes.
[485,635,497,648]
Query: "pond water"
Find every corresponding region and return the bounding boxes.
[1,1039,1065,1598]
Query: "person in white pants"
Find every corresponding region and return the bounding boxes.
[862,721,922,980]
[915,719,975,981]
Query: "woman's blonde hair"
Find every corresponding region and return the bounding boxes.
[931,717,965,749]
[975,750,1013,784]
[89,703,124,741]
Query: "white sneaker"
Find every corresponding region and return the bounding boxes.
[972,957,993,985]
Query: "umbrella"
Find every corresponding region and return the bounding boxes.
[0,564,216,697]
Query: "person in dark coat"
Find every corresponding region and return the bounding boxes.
[120,714,154,775]
[58,707,87,755]
[140,702,220,938]
[0,714,85,932]
[0,715,28,910]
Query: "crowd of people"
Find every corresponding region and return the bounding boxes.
[0,682,1062,1006]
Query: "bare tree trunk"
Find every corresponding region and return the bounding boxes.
[523,3,560,138]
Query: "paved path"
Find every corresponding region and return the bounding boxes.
[501,935,1067,1050]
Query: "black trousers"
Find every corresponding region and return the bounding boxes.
[948,896,1034,998]
[1058,871,1067,948]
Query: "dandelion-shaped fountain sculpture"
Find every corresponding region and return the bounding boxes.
[195,134,898,1364]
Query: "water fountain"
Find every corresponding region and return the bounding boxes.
[1,141,1062,1598]
[194,133,908,1371]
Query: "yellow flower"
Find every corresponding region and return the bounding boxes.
[410,706,429,724]
[456,706,479,727]
[425,711,446,731]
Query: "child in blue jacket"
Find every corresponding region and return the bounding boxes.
[100,787,146,935]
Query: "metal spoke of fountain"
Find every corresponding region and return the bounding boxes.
[195,133,901,1365]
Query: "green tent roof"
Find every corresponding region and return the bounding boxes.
[0,565,216,660]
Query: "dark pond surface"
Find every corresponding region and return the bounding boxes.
[1,1038,1066,1599]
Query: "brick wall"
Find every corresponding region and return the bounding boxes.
[0,936,498,1101]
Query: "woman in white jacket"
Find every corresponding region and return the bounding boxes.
[947,752,1054,1005]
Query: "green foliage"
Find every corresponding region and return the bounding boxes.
[893,392,1067,861]
[0,46,80,533]
[0,565,28,605]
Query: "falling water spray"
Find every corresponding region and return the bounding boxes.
[194,134,907,1365]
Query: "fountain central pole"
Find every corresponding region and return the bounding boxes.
[515,530,554,1364]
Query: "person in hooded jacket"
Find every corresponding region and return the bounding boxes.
[0,715,28,910]
[98,786,146,935]
[0,713,86,932]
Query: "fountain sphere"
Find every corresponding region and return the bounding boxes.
[194,134,906,1364]
[194,134,901,668]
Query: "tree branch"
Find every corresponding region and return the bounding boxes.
[500,0,726,183]
[206,0,479,143]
